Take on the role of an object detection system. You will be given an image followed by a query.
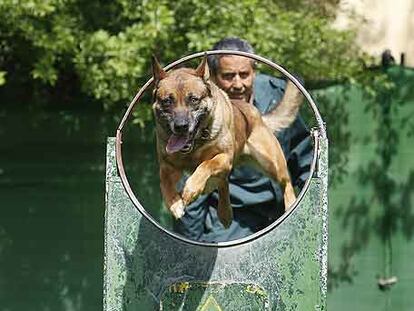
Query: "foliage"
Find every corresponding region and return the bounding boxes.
[0,71,5,86]
[0,0,370,118]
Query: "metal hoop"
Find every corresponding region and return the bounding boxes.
[115,50,326,247]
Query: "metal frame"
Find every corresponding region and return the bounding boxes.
[115,50,326,247]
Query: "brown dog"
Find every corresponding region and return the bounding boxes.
[152,56,303,228]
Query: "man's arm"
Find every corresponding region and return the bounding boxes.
[282,116,313,189]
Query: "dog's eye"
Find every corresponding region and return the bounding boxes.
[188,96,200,105]
[160,98,172,106]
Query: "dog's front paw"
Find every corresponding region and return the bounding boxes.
[170,199,185,219]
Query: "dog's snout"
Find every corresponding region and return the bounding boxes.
[172,110,190,134]
[173,119,189,133]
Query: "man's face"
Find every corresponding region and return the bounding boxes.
[214,55,255,102]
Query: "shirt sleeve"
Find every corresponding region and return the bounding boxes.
[279,117,313,189]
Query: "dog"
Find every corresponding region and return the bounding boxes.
[151,56,303,228]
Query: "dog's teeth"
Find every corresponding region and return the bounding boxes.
[180,144,192,153]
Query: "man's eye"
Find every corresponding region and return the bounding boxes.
[240,72,249,79]
[222,73,234,80]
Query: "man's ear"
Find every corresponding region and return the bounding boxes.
[151,55,167,84]
[195,56,210,82]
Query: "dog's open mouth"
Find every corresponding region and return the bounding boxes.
[165,112,207,155]
[166,133,194,154]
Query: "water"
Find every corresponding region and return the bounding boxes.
[0,107,117,310]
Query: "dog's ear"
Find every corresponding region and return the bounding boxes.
[152,55,167,83]
[195,56,210,81]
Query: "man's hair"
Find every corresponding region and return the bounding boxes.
[207,37,256,74]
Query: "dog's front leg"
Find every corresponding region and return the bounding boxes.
[159,163,185,219]
[182,153,232,207]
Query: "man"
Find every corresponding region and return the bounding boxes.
[173,37,313,242]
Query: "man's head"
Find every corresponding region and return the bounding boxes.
[208,37,256,102]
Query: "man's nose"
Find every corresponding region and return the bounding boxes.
[232,75,243,90]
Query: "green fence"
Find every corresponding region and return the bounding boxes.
[325,66,414,310]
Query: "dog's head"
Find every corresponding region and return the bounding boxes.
[152,56,213,154]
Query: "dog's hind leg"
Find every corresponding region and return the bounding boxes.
[217,179,233,228]
[246,126,296,211]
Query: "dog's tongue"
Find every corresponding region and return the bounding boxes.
[166,134,189,154]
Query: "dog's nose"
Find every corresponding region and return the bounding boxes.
[173,119,189,134]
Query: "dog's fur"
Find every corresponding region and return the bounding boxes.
[152,56,303,228]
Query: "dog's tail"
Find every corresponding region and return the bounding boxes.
[262,80,303,133]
